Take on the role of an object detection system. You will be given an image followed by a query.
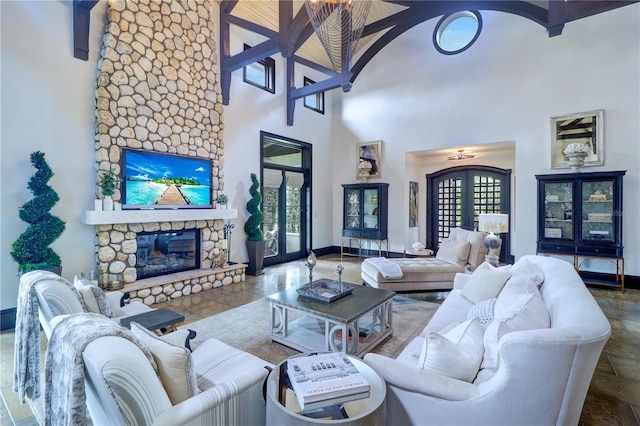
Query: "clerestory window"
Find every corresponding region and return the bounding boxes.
[433,11,482,55]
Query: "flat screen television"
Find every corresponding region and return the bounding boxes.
[121,149,212,210]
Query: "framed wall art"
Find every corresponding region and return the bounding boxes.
[409,181,418,227]
[356,141,382,180]
[551,109,604,169]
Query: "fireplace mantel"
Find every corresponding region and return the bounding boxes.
[81,208,237,225]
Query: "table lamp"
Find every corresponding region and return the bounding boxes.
[478,213,509,267]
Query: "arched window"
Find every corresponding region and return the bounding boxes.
[427,166,512,262]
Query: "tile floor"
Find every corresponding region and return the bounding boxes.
[1,255,638,425]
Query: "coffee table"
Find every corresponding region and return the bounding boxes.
[266,353,386,425]
[119,307,185,335]
[267,283,395,357]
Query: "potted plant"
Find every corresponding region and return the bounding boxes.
[244,173,265,275]
[217,193,229,209]
[98,168,121,211]
[11,151,66,274]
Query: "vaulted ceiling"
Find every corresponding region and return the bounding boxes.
[73,0,637,125]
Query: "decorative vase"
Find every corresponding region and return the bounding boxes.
[103,195,114,211]
[565,152,588,171]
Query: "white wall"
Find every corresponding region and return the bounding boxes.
[332,6,640,275]
[223,26,336,263]
[1,1,107,310]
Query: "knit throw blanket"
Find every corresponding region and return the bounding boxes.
[44,313,157,426]
[366,257,404,279]
[13,270,84,404]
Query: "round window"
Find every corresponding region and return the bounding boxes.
[433,11,482,55]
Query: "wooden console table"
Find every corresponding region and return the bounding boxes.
[537,252,625,293]
[341,236,388,261]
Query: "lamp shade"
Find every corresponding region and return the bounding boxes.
[478,213,509,234]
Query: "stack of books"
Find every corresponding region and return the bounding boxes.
[335,327,373,343]
[285,353,370,411]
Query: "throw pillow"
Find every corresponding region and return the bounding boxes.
[480,283,550,374]
[417,318,485,382]
[74,276,113,318]
[467,298,497,326]
[436,239,471,267]
[509,258,545,288]
[461,262,512,304]
[130,322,199,405]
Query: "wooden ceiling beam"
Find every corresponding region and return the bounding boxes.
[73,0,99,61]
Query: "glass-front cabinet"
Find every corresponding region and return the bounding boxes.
[342,183,389,239]
[536,171,625,258]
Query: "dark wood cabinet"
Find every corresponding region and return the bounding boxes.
[342,183,389,239]
[536,171,626,290]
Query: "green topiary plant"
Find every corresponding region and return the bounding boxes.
[244,173,264,241]
[98,168,121,197]
[11,151,66,273]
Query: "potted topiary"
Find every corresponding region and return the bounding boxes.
[11,151,66,275]
[217,193,229,209]
[244,173,265,275]
[98,168,121,211]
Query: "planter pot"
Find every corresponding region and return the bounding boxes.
[246,240,266,275]
[103,195,114,211]
[218,204,227,210]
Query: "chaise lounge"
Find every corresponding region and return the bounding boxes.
[361,228,489,291]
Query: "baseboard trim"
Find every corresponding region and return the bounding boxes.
[1,308,16,331]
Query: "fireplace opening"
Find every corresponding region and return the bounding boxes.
[136,229,200,279]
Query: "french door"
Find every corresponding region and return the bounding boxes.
[261,132,312,266]
[426,166,512,262]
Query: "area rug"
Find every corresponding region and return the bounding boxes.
[181,296,439,365]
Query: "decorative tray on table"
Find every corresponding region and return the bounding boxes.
[297,279,353,303]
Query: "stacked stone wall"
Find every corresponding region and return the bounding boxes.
[91,0,240,300]
[128,265,245,305]
[95,219,225,284]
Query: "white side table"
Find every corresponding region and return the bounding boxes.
[266,353,386,425]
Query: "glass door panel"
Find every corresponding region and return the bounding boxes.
[363,189,379,230]
[346,189,361,228]
[581,180,614,242]
[543,182,573,239]
[263,169,282,259]
[285,171,303,254]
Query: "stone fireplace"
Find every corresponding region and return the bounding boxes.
[84,0,245,305]
[136,228,200,279]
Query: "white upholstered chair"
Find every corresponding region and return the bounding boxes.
[29,270,152,338]
[82,332,271,425]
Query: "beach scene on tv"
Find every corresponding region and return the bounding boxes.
[124,151,212,207]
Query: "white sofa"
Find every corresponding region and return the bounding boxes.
[361,228,488,291]
[363,255,611,425]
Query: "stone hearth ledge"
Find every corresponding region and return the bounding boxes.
[117,264,248,306]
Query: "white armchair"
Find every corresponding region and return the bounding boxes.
[83,334,271,426]
[29,270,152,338]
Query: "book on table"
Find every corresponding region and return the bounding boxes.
[286,352,370,411]
[335,327,372,343]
